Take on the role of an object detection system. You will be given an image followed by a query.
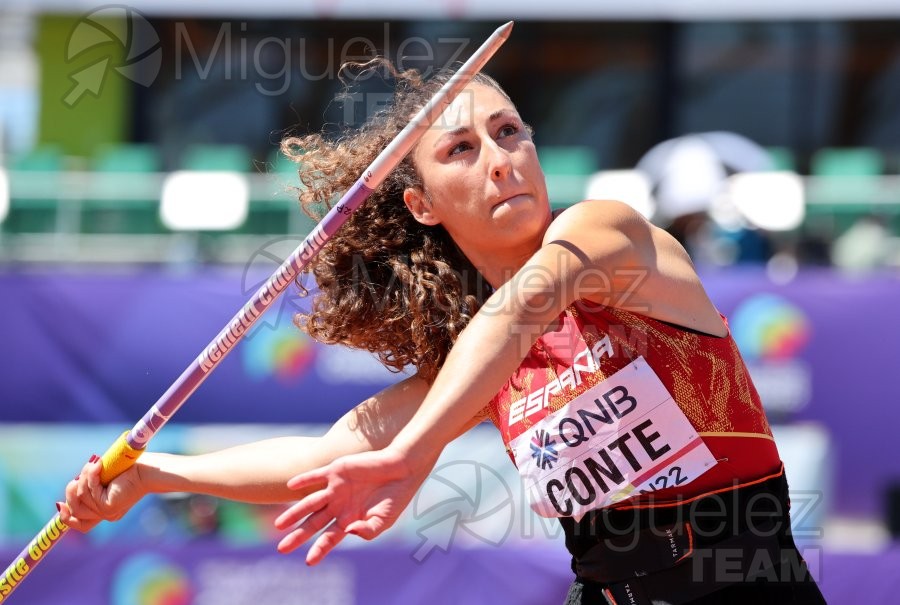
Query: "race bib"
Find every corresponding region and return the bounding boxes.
[510,356,718,520]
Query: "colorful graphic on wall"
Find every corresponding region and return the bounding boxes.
[730,293,812,415]
[730,293,811,361]
[111,553,193,605]
[242,321,316,383]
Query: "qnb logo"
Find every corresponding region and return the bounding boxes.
[530,429,559,470]
[64,5,162,107]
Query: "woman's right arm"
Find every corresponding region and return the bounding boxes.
[60,374,441,531]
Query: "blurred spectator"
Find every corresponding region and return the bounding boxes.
[831,214,900,271]
[636,131,779,265]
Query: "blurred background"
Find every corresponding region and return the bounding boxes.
[1,1,899,604]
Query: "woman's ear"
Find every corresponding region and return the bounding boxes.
[403,187,441,226]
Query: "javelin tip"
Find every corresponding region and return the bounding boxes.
[495,21,514,39]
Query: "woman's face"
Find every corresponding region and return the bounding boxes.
[406,82,551,267]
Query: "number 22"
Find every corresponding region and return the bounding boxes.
[639,466,688,494]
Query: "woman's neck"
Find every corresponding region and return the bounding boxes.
[465,239,542,290]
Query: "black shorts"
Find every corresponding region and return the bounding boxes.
[563,550,826,604]
[560,471,828,605]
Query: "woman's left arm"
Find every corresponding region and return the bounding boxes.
[275,200,716,563]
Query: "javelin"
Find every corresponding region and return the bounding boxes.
[0,21,513,603]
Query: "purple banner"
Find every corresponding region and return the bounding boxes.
[699,267,900,517]
[0,269,402,425]
[0,542,574,605]
[0,540,873,605]
[1,268,899,516]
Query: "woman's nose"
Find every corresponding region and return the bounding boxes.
[486,141,512,181]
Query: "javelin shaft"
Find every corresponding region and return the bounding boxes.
[0,21,512,603]
[129,19,512,450]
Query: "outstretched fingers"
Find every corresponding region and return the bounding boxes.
[344,516,387,541]
[286,467,331,491]
[274,489,332,532]
[305,523,349,566]
[275,450,420,563]
[276,507,334,554]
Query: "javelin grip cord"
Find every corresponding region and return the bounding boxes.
[0,21,513,603]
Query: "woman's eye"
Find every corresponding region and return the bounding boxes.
[498,124,519,138]
[448,141,472,156]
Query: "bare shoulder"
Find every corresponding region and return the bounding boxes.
[544,200,726,337]
[543,200,657,268]
[544,199,646,246]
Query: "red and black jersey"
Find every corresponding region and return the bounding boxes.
[484,300,781,509]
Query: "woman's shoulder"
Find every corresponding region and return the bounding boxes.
[543,199,650,249]
[543,200,726,337]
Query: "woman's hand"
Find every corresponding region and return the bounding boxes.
[274,447,436,565]
[57,456,147,532]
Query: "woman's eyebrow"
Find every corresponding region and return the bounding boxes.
[487,108,518,122]
[437,126,470,144]
[432,108,520,149]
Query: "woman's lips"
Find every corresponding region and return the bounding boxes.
[492,192,529,209]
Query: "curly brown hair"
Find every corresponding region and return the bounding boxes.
[282,60,513,383]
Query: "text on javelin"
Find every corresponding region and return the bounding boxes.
[197,225,328,372]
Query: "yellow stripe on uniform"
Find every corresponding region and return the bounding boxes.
[697,431,776,441]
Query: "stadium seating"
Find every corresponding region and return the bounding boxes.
[3,146,65,234]
[181,145,252,172]
[766,146,797,172]
[808,147,885,206]
[807,147,897,236]
[83,144,164,234]
[2,143,898,264]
